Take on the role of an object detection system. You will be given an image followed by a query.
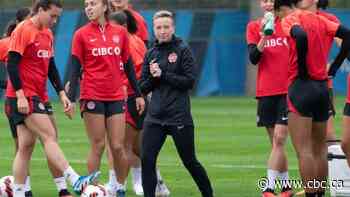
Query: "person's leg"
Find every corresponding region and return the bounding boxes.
[106,113,128,193]
[288,112,317,194]
[311,121,328,196]
[12,124,36,197]
[326,88,337,145]
[24,113,100,194]
[141,123,167,197]
[83,113,107,173]
[171,125,213,197]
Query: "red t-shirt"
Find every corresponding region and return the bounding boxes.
[317,11,340,89]
[71,22,129,101]
[282,10,339,85]
[6,19,53,102]
[128,7,148,42]
[125,34,146,96]
[246,17,289,97]
[0,37,10,62]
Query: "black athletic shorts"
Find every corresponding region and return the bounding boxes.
[257,94,288,127]
[126,95,147,130]
[343,103,350,116]
[288,79,329,122]
[80,100,125,118]
[5,96,48,138]
[328,88,336,117]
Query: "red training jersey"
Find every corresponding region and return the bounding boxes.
[281,10,339,85]
[128,6,148,42]
[246,17,289,97]
[6,19,53,102]
[317,10,340,89]
[71,22,129,101]
[125,34,147,96]
[0,37,10,62]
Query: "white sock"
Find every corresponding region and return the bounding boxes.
[108,170,118,188]
[13,184,25,197]
[24,176,31,192]
[156,169,163,182]
[54,177,67,191]
[279,171,289,181]
[63,166,79,186]
[131,167,142,184]
[267,169,279,190]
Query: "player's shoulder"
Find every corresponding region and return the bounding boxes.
[317,10,340,23]
[247,18,262,29]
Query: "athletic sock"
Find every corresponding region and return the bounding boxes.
[54,177,68,192]
[267,169,278,191]
[24,176,31,192]
[63,166,79,186]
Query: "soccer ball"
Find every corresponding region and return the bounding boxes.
[0,176,14,197]
[81,184,108,197]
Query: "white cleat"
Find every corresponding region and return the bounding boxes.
[104,183,116,197]
[155,181,170,197]
[132,182,144,196]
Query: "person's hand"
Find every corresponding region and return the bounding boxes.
[59,91,73,119]
[17,96,29,114]
[150,59,162,78]
[135,97,145,115]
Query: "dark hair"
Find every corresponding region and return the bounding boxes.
[317,0,329,9]
[16,7,31,23]
[3,7,31,37]
[274,0,293,11]
[109,10,138,34]
[32,0,62,14]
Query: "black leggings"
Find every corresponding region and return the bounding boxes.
[141,122,214,197]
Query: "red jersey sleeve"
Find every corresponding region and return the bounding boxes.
[9,24,35,55]
[282,12,301,36]
[71,30,84,63]
[0,37,10,62]
[246,21,260,45]
[121,28,130,64]
[319,15,340,37]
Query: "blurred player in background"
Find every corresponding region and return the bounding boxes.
[67,0,144,196]
[246,0,292,196]
[275,0,350,196]
[0,6,74,197]
[109,0,149,45]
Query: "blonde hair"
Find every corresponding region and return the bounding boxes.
[153,10,174,21]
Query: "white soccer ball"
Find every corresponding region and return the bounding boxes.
[0,176,14,197]
[81,184,108,197]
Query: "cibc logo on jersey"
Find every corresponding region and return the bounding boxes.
[92,46,121,57]
[264,37,288,48]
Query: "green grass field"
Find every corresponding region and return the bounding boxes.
[0,97,346,196]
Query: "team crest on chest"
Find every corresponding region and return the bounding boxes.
[113,35,120,44]
[168,52,178,63]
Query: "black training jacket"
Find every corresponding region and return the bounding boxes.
[139,36,195,126]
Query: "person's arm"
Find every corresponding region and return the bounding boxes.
[139,51,158,95]
[160,47,196,90]
[328,25,350,77]
[291,25,309,79]
[7,51,22,91]
[48,57,64,94]
[248,44,262,65]
[66,55,81,102]
[123,58,141,97]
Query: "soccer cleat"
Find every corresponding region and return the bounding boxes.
[262,191,277,197]
[72,171,101,195]
[116,189,126,197]
[25,191,33,197]
[58,189,73,197]
[105,183,117,197]
[155,180,170,196]
[278,190,294,197]
[132,181,144,196]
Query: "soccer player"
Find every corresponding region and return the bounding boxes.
[66,0,144,196]
[0,7,74,197]
[246,1,291,196]
[5,1,100,196]
[275,0,350,196]
[139,10,214,197]
[109,0,148,45]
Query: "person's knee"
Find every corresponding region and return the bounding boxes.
[273,132,287,148]
[91,137,106,155]
[110,141,124,155]
[182,156,200,169]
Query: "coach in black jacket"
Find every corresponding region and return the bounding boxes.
[139,10,214,197]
